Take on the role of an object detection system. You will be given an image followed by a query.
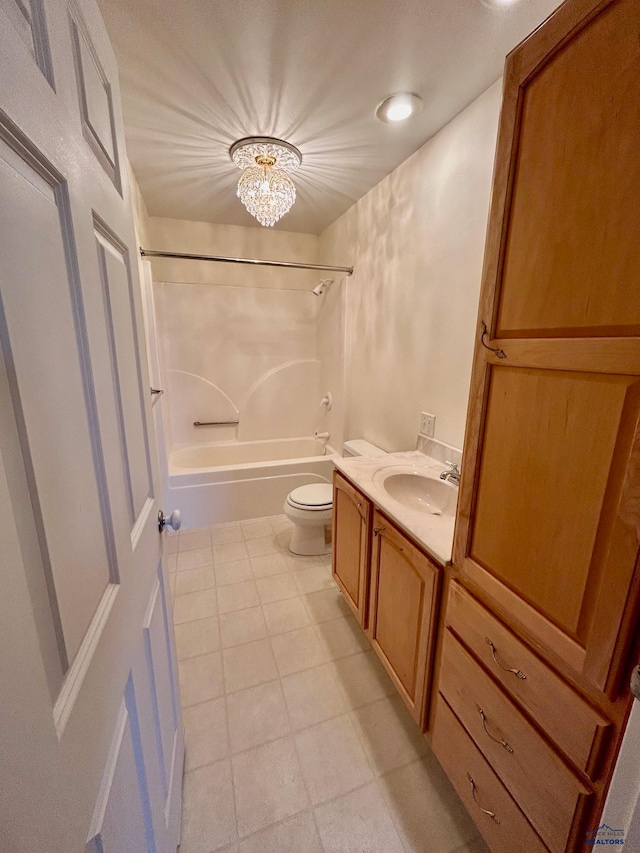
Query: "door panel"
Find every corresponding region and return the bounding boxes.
[0,132,115,667]
[0,0,183,849]
[373,535,424,697]
[69,7,120,188]
[86,680,156,853]
[368,513,440,726]
[497,0,640,338]
[143,568,181,818]
[332,471,371,626]
[334,488,362,606]
[0,0,53,83]
[471,367,640,639]
[95,225,153,528]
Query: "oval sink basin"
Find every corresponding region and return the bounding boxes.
[375,470,457,516]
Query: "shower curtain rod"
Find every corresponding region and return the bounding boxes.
[140,248,353,275]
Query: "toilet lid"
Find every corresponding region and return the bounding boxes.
[288,483,333,509]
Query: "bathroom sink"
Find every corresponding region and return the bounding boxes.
[373,467,457,516]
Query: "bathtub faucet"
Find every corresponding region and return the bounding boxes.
[315,431,330,441]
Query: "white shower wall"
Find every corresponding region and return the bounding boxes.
[155,280,323,451]
[140,217,330,455]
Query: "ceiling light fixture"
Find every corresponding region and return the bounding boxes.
[481,0,522,8]
[376,93,424,124]
[230,137,302,227]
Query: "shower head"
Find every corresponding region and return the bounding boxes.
[312,279,334,296]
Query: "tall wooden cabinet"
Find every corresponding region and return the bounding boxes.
[433,0,640,850]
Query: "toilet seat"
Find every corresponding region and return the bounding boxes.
[286,483,333,511]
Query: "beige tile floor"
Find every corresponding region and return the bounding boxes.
[166,515,489,853]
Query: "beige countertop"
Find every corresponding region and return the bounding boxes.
[333,450,458,566]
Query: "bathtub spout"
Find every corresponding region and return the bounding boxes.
[315,431,330,441]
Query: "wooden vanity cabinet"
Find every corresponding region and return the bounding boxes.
[332,471,443,726]
[332,471,372,627]
[367,509,440,727]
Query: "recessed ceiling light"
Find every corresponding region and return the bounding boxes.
[376,93,424,124]
[481,0,522,8]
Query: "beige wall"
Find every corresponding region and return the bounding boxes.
[319,80,502,452]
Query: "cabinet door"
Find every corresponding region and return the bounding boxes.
[455,0,640,699]
[332,472,371,626]
[368,511,440,726]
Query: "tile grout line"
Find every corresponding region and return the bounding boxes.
[219,630,241,850]
[289,720,327,852]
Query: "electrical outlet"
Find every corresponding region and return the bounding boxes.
[420,412,435,438]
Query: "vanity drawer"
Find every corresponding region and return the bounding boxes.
[446,582,609,774]
[439,630,590,853]
[432,697,548,853]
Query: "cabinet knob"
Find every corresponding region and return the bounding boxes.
[373,525,386,536]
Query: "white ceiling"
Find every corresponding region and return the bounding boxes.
[98,0,561,234]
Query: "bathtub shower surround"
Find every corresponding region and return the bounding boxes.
[148,219,344,525]
[155,281,323,448]
[153,280,341,525]
[147,215,324,450]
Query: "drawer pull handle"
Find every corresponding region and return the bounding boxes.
[467,773,500,823]
[477,705,514,753]
[373,525,386,535]
[356,501,366,522]
[486,638,527,680]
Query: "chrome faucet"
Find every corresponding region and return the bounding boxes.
[440,461,461,486]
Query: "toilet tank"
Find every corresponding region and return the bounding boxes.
[342,440,387,458]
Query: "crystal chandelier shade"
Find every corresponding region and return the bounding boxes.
[230,137,302,227]
[236,165,297,228]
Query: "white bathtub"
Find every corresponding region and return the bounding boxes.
[166,437,337,528]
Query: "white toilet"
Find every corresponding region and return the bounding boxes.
[284,440,387,556]
[284,483,334,556]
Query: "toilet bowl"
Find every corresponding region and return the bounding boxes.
[283,483,333,556]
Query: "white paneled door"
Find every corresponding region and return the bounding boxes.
[0,1,184,851]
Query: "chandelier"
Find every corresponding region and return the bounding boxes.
[230,137,302,227]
